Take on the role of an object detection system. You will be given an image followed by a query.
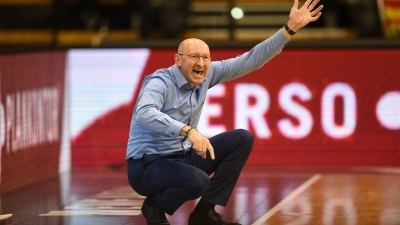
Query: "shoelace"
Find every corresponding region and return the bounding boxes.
[154,209,168,222]
[210,209,241,225]
[210,208,224,219]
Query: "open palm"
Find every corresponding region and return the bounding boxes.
[288,0,324,32]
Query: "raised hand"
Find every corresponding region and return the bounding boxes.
[287,0,324,32]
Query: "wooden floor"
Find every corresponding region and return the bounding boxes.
[1,165,400,225]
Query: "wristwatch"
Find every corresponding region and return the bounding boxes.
[284,24,296,36]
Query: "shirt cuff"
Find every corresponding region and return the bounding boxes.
[276,29,290,45]
[166,120,186,137]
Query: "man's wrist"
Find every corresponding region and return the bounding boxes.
[185,127,197,138]
[180,125,191,136]
[286,20,299,32]
[284,24,297,36]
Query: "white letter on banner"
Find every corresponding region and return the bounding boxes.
[235,84,271,139]
[198,84,227,137]
[321,83,357,139]
[278,82,313,139]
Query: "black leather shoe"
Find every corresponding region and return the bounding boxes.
[141,197,170,225]
[188,208,241,225]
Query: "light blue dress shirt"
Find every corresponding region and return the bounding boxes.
[126,30,289,160]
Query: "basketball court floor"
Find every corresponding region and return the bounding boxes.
[1,165,400,225]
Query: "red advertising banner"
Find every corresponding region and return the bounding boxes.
[0,51,66,193]
[71,48,400,167]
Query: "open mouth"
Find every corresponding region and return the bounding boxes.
[193,69,203,77]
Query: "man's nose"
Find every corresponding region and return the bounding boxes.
[196,57,205,65]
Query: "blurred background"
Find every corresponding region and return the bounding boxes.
[0,2,400,225]
[0,0,398,50]
[1,0,400,194]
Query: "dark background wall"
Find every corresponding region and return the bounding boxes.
[0,0,398,51]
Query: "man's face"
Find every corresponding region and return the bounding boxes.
[175,39,211,88]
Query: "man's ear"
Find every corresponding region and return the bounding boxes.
[174,54,181,67]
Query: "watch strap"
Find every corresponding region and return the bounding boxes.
[285,24,296,35]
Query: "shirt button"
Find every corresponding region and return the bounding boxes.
[172,132,175,135]
[193,105,195,107]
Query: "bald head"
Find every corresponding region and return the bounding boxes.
[178,38,210,54]
[174,38,211,88]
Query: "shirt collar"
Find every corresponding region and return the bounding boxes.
[172,64,192,89]
[172,64,206,91]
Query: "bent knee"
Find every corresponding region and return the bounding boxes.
[240,129,254,141]
[236,129,254,145]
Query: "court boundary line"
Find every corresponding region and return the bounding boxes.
[251,174,322,225]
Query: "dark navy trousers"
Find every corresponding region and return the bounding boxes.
[127,129,254,215]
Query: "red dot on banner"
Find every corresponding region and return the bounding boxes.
[376,91,400,130]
